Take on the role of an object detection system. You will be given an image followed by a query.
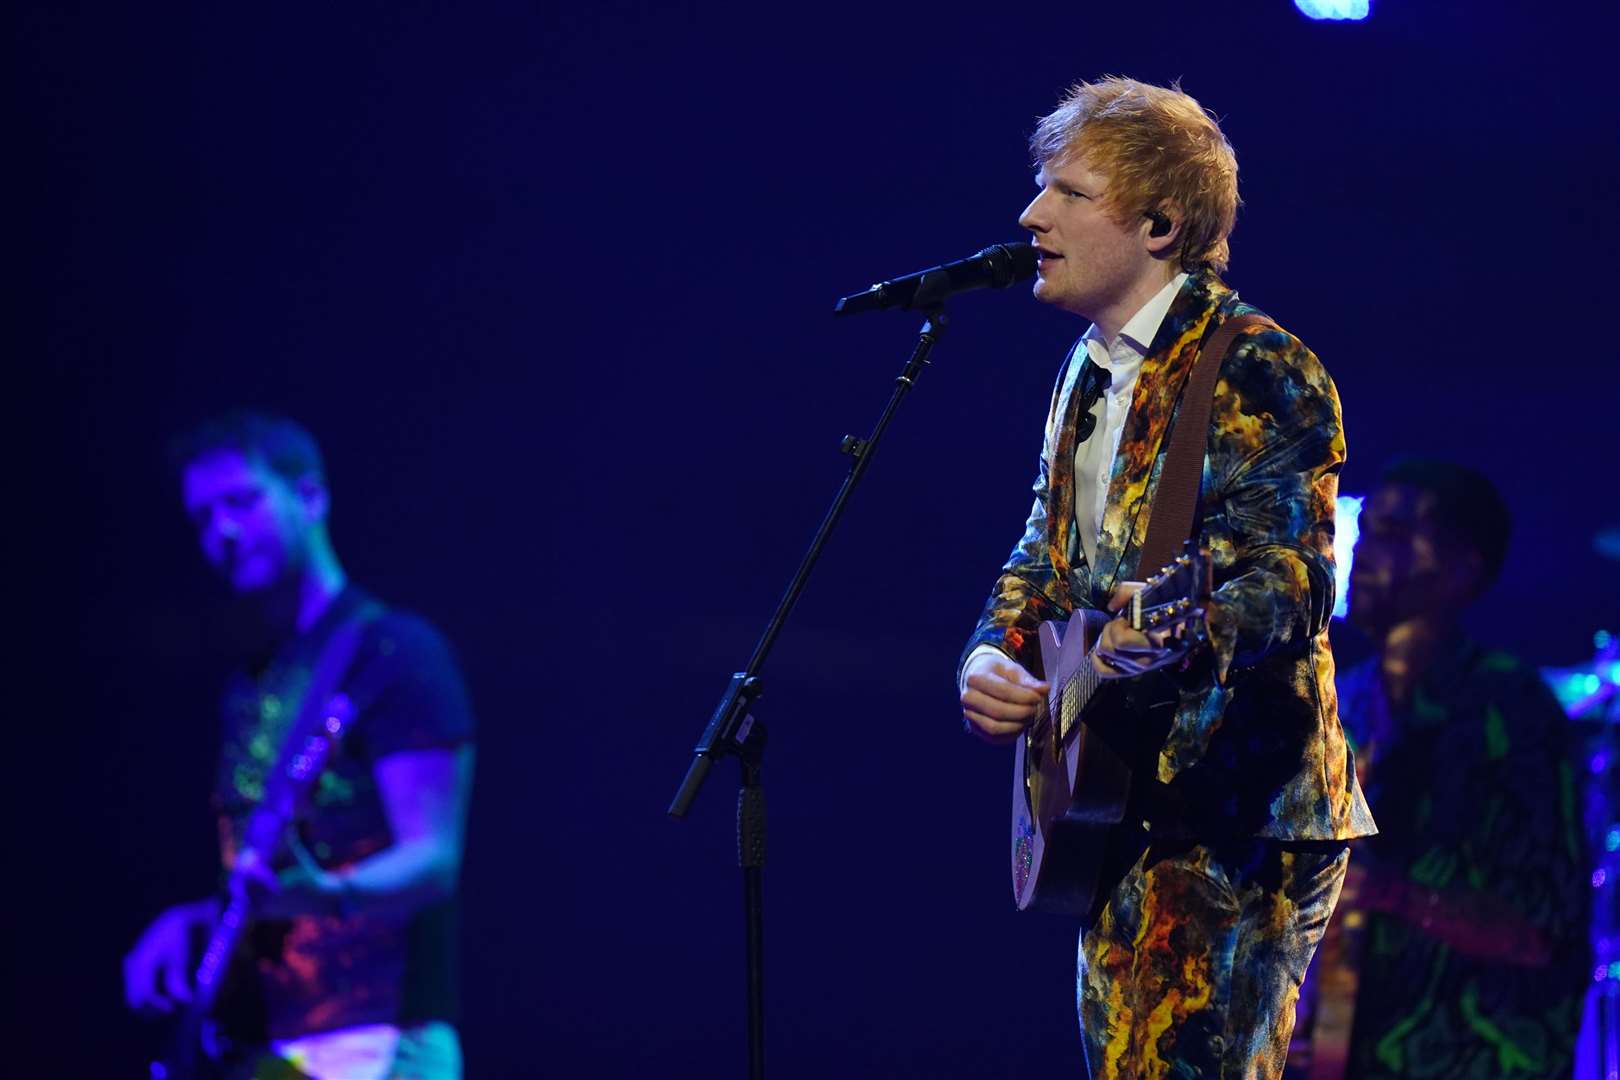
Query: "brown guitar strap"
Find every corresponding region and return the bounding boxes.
[1134,313,1274,576]
[1056,313,1274,931]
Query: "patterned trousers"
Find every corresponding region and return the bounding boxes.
[1079,838,1349,1080]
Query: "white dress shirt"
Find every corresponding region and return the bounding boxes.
[1072,271,1188,567]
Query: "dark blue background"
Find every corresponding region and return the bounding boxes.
[25,2,1619,1075]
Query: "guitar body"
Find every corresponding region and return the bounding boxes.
[1008,546,1211,923]
[1010,610,1137,920]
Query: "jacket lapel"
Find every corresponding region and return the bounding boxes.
[1090,271,1233,598]
[1044,339,1092,599]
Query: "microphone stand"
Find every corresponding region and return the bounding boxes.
[669,277,956,1080]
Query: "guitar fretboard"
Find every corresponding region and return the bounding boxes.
[1030,647,1104,754]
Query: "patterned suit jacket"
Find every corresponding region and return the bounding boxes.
[963,269,1375,841]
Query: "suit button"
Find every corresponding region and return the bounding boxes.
[1209,1035,1227,1057]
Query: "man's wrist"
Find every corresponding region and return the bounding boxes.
[960,644,1012,694]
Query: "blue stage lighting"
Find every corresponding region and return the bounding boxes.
[1295,0,1370,20]
[1332,494,1363,619]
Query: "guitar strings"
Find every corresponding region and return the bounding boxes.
[1031,595,1196,746]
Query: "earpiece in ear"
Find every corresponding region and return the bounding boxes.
[1145,210,1173,238]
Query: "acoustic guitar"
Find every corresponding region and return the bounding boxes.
[1010,544,1212,919]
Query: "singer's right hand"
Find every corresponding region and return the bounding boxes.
[961,654,1048,746]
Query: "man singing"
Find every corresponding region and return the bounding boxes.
[124,412,475,1079]
[958,77,1376,1078]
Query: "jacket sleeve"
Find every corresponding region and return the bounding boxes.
[1201,327,1344,681]
[958,363,1076,680]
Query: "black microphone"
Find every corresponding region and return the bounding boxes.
[833,242,1038,316]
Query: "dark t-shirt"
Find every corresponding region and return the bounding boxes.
[213,587,474,1041]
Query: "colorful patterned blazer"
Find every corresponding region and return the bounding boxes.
[963,269,1376,841]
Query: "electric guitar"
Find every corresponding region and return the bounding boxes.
[150,689,356,1080]
[1010,544,1212,920]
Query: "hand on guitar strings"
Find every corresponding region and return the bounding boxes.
[232,828,348,920]
[961,652,1049,746]
[123,896,222,1013]
[1091,582,1197,679]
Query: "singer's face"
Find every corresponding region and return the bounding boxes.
[1018,156,1149,320]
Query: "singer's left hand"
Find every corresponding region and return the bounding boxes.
[1091,583,1194,678]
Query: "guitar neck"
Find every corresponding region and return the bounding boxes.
[1052,646,1105,745]
[190,888,252,1014]
[1044,550,1213,747]
[186,703,352,1015]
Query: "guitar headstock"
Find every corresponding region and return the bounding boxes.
[1124,544,1214,637]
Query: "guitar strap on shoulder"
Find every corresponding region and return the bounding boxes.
[1134,313,1274,576]
[284,599,385,763]
[254,600,386,827]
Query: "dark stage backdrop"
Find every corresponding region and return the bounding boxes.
[23,2,1619,1076]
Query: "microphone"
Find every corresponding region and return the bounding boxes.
[833,242,1038,316]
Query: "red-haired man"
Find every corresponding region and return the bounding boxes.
[959,77,1376,1079]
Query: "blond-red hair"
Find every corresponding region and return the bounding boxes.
[1031,77,1240,272]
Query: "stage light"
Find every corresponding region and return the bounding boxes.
[1332,494,1363,619]
[1295,0,1370,20]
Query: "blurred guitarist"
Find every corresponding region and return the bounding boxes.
[957,77,1376,1079]
[1289,460,1590,1077]
[124,412,475,1079]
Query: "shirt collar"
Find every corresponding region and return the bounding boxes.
[1083,271,1190,364]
